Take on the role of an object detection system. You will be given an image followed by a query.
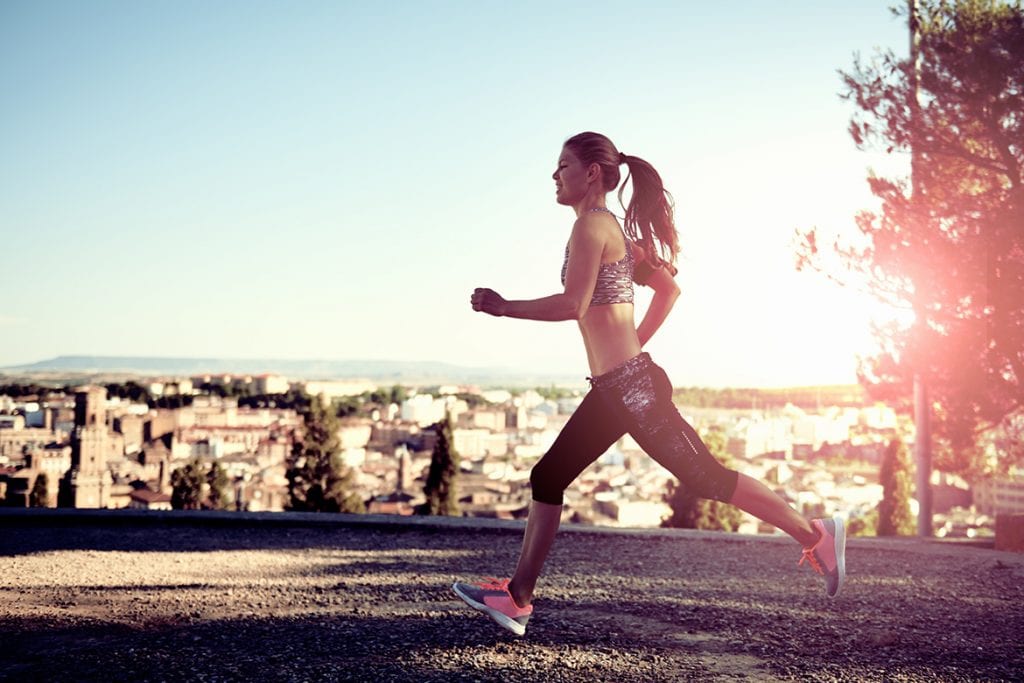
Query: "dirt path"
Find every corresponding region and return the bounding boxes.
[1,519,1022,681]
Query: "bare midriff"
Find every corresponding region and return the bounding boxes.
[578,302,641,377]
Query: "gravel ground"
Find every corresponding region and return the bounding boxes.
[1,514,1022,682]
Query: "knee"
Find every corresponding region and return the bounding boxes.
[690,465,739,503]
[529,460,565,506]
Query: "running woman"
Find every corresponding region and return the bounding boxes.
[453,132,845,636]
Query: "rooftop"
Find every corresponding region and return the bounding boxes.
[1,509,1021,682]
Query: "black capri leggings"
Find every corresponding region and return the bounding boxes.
[530,352,739,506]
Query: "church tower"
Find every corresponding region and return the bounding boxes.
[60,386,113,508]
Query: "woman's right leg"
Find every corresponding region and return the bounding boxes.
[507,389,626,607]
[594,356,817,545]
[729,473,818,546]
[593,355,844,595]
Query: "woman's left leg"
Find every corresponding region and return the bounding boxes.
[452,387,628,634]
[509,388,628,606]
[507,500,562,607]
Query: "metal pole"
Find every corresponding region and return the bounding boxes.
[914,374,932,535]
[909,0,932,537]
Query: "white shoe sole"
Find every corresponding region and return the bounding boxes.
[832,515,847,598]
[451,582,527,636]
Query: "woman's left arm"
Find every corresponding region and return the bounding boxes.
[633,245,680,347]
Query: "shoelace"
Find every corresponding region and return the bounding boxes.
[798,547,824,575]
[475,577,511,591]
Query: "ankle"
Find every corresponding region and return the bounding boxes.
[507,580,532,608]
[801,521,822,548]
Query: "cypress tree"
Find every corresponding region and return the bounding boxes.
[423,412,460,516]
[878,437,916,536]
[206,461,230,510]
[171,459,205,510]
[29,472,48,508]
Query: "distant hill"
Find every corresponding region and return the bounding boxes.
[0,355,585,387]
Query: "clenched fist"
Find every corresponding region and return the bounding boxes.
[471,287,508,317]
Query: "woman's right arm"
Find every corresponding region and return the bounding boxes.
[632,245,680,347]
[472,217,603,322]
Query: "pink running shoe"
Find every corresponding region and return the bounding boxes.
[452,577,533,636]
[798,515,847,598]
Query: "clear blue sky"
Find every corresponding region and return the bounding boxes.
[1,1,911,387]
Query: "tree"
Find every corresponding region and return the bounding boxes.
[878,438,917,535]
[848,508,880,537]
[286,395,365,513]
[29,472,48,508]
[797,1,1024,475]
[364,385,408,407]
[422,412,460,516]
[171,459,205,510]
[206,461,230,510]
[238,387,311,411]
[661,429,743,532]
[389,385,409,405]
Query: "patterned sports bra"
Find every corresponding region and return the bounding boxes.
[560,208,634,306]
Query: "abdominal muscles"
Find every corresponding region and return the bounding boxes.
[579,303,642,376]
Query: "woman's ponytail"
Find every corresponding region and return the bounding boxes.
[618,154,679,270]
[563,132,679,270]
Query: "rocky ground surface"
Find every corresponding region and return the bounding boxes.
[1,513,1022,682]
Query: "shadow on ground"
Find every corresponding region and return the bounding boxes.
[1,513,1022,682]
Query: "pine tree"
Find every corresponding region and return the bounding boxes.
[661,428,743,532]
[205,461,230,510]
[878,437,916,536]
[29,472,48,508]
[171,459,205,510]
[286,395,365,513]
[797,1,1024,472]
[422,412,460,516]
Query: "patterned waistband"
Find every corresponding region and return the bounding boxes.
[587,352,653,389]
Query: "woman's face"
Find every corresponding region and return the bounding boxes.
[552,146,589,206]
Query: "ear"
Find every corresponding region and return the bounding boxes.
[586,162,602,184]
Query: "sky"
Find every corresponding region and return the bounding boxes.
[0,0,914,387]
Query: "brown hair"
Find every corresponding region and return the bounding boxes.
[563,131,679,267]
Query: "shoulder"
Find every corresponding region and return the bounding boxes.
[569,213,611,248]
[571,211,611,233]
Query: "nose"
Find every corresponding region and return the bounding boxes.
[552,168,558,180]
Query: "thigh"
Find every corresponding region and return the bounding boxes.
[612,363,737,502]
[533,389,628,484]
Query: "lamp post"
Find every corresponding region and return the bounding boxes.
[909,0,932,537]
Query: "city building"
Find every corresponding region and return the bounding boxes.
[59,386,114,508]
[0,420,58,462]
[253,374,289,394]
[973,476,1024,516]
[304,379,377,399]
[129,488,173,510]
[400,394,448,427]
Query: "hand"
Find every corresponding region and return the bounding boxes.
[471,287,508,317]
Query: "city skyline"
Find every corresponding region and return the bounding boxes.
[2,1,911,388]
